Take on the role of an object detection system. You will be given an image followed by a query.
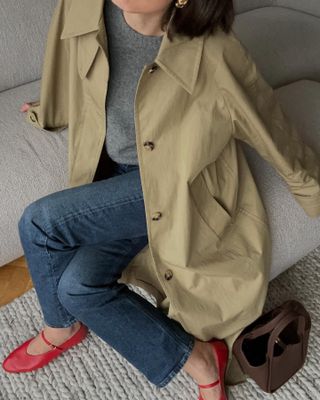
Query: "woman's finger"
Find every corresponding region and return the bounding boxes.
[20,102,31,113]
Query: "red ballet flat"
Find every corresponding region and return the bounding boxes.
[198,338,229,400]
[2,322,88,373]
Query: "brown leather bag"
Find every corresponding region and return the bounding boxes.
[232,299,311,393]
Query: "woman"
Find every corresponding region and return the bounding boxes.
[3,1,235,399]
[3,0,320,399]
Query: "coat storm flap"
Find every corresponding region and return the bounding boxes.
[25,0,320,385]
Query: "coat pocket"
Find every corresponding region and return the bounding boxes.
[188,169,233,240]
[219,206,270,259]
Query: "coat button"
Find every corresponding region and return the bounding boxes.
[148,63,158,73]
[143,141,155,150]
[164,270,173,280]
[152,211,162,220]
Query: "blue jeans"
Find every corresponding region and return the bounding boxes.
[18,161,195,388]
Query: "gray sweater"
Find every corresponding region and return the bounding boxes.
[103,0,163,165]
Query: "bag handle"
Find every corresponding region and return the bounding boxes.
[267,312,306,357]
[244,307,292,340]
[265,312,306,392]
[244,299,307,340]
[232,306,292,358]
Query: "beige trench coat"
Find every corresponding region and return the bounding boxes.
[25,0,320,385]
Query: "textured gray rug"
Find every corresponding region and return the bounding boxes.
[1,245,320,400]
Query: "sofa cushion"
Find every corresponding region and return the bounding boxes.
[0,0,56,92]
[234,0,273,14]
[0,79,67,266]
[233,6,320,88]
[234,0,320,17]
[277,0,320,18]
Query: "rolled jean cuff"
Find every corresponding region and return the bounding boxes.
[156,335,195,388]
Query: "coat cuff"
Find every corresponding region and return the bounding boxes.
[25,102,66,133]
[293,192,320,218]
[25,102,42,130]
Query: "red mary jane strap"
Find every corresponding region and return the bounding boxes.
[198,379,220,389]
[40,330,64,351]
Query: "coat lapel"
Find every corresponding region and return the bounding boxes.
[155,33,204,94]
[60,0,204,94]
[60,0,104,39]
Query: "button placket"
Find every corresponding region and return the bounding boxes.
[143,63,162,239]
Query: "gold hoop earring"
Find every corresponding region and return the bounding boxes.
[175,0,189,8]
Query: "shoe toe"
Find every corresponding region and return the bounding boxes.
[2,324,88,373]
[2,356,15,373]
[2,338,41,373]
[2,354,26,373]
[2,346,25,373]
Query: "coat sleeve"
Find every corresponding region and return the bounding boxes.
[220,33,320,218]
[25,0,69,132]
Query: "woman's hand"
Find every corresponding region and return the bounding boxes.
[20,102,32,113]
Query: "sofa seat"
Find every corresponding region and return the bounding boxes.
[0,79,68,266]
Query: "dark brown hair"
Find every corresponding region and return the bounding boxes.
[161,0,235,41]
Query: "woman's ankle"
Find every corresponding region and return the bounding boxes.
[44,321,81,339]
[182,339,218,382]
[26,321,81,355]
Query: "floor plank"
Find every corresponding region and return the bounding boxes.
[0,256,33,307]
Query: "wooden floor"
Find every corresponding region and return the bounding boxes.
[0,256,33,307]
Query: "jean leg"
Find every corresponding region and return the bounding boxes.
[18,213,78,328]
[17,166,144,327]
[18,163,195,387]
[56,238,195,388]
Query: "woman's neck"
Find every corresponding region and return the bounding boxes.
[121,9,165,37]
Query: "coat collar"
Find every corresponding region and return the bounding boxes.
[60,0,204,94]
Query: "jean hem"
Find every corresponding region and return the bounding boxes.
[155,335,195,388]
[43,317,78,328]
